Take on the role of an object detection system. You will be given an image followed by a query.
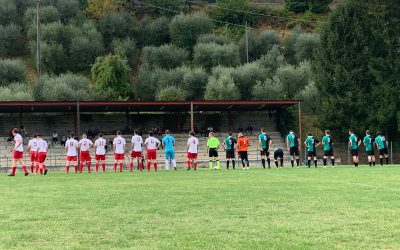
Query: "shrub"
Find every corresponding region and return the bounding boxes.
[283,25,302,64]
[23,5,60,28]
[0,23,24,56]
[232,62,268,99]
[213,0,261,26]
[97,12,135,50]
[284,0,308,13]
[156,86,187,101]
[197,33,231,45]
[252,78,283,100]
[169,12,213,50]
[57,0,80,22]
[239,29,281,63]
[204,74,241,100]
[176,66,208,101]
[142,44,189,70]
[112,37,138,69]
[193,42,240,71]
[69,36,104,71]
[0,0,18,25]
[258,45,286,74]
[294,33,319,62]
[136,16,170,47]
[274,61,312,98]
[0,59,27,85]
[0,83,34,101]
[309,0,332,13]
[37,41,67,74]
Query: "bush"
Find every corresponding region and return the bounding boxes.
[91,54,131,98]
[197,33,231,45]
[0,83,34,101]
[97,12,135,50]
[252,78,283,100]
[32,21,73,49]
[284,0,332,13]
[85,0,118,19]
[0,0,18,25]
[0,23,24,56]
[284,0,308,13]
[309,0,332,13]
[232,62,268,99]
[156,86,187,101]
[258,45,286,74]
[142,44,189,70]
[239,29,280,63]
[204,74,241,100]
[37,41,67,74]
[294,33,319,62]
[169,12,213,50]
[213,0,261,26]
[57,0,80,22]
[23,5,60,28]
[283,25,302,64]
[112,37,138,69]
[295,81,318,113]
[193,42,240,71]
[136,16,170,47]
[175,66,208,100]
[0,59,27,85]
[274,61,312,98]
[134,65,161,100]
[69,36,104,72]
[33,73,99,101]
[142,0,180,17]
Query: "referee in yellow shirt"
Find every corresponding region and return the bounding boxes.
[207,132,220,170]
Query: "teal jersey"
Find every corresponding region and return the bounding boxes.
[286,133,296,147]
[258,133,270,150]
[224,136,236,150]
[363,135,373,151]
[375,135,385,149]
[349,134,358,149]
[322,135,332,151]
[162,135,175,152]
[305,136,315,152]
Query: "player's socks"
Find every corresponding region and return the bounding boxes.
[11,167,16,175]
[291,160,294,168]
[267,158,271,168]
[74,166,78,173]
[35,165,39,174]
[354,162,358,167]
[307,160,311,168]
[66,165,69,174]
[22,165,28,173]
[187,160,191,169]
[147,162,151,171]
[119,163,123,172]
[261,159,266,169]
[129,162,133,172]
[226,160,230,169]
[79,163,83,173]
[314,160,317,168]
[88,162,91,173]
[369,161,372,166]
[385,157,389,165]
[95,163,99,172]
[172,159,177,169]
[102,163,106,172]
[30,165,34,173]
[241,159,245,168]
[194,162,197,170]
[154,163,157,171]
[43,165,47,171]
[209,160,213,170]
[139,162,143,171]
[165,160,170,170]
[232,160,235,169]
[332,159,335,166]
[296,159,300,166]
[275,161,279,168]
[380,158,383,166]
[323,159,327,166]
[280,159,283,167]
[216,160,220,169]
[372,161,375,166]
[114,163,117,172]
[40,168,43,175]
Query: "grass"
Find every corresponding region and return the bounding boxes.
[1,166,400,249]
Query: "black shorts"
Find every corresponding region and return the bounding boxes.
[379,148,388,156]
[290,146,299,156]
[238,151,248,160]
[274,149,283,159]
[324,149,334,157]
[366,150,375,156]
[351,149,358,156]
[226,149,235,159]
[307,151,316,157]
[260,149,270,157]
[209,148,218,158]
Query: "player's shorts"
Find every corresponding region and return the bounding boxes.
[366,150,375,156]
[187,153,198,160]
[260,149,270,157]
[351,149,358,156]
[379,148,388,156]
[307,151,316,157]
[80,151,91,162]
[226,149,235,159]
[290,146,299,156]
[114,153,124,160]
[131,151,142,158]
[13,151,23,160]
[95,154,106,161]
[238,151,248,160]
[165,150,175,160]
[274,149,284,159]
[147,149,157,160]
[209,148,218,158]
[67,156,77,161]
[30,152,38,162]
[324,149,334,157]
[37,152,47,163]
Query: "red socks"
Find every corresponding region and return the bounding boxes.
[139,163,143,171]
[35,165,39,174]
[114,163,117,172]
[39,169,43,175]
[30,165,34,173]
[79,163,83,173]
[74,166,78,173]
[11,167,16,175]
[22,165,27,173]
[129,162,133,171]
[66,165,70,174]
[147,162,151,171]
[154,163,157,171]
[95,163,99,172]
[87,162,91,173]
[102,163,106,172]
[119,163,123,172]
[194,162,197,170]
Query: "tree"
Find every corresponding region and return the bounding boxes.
[252,78,282,100]
[197,33,231,45]
[294,33,319,62]
[176,66,208,100]
[169,12,213,50]
[57,0,80,22]
[284,0,308,13]
[86,0,119,19]
[309,0,332,13]
[0,59,27,85]
[0,0,18,25]
[142,44,189,70]
[91,54,131,98]
[239,29,281,63]
[156,86,187,101]
[23,5,60,28]
[136,16,170,47]
[275,61,312,99]
[69,36,104,71]
[112,37,138,68]
[142,0,181,17]
[0,83,34,101]
[283,25,302,64]
[213,0,261,26]
[258,45,286,74]
[231,62,268,99]
[193,42,240,71]
[204,74,241,100]
[35,41,67,74]
[0,23,24,56]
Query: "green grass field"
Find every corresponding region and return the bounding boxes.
[1,166,400,249]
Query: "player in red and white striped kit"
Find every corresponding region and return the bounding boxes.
[187,131,199,171]
[78,134,93,173]
[130,130,143,171]
[36,134,48,175]
[94,133,107,172]
[144,131,160,171]
[113,131,126,172]
[65,134,79,174]
[8,128,29,176]
[27,134,39,174]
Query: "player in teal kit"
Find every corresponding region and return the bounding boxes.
[363,130,375,166]
[286,130,300,168]
[304,133,318,168]
[222,133,237,169]
[348,129,360,167]
[258,129,272,169]
[321,130,334,167]
[162,130,176,171]
[375,131,389,166]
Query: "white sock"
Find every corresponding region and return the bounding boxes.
[172,159,176,168]
[165,160,170,170]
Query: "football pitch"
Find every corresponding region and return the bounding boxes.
[1,166,400,249]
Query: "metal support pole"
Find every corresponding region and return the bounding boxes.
[298,101,302,165]
[36,0,41,79]
[76,101,80,135]
[190,101,194,132]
